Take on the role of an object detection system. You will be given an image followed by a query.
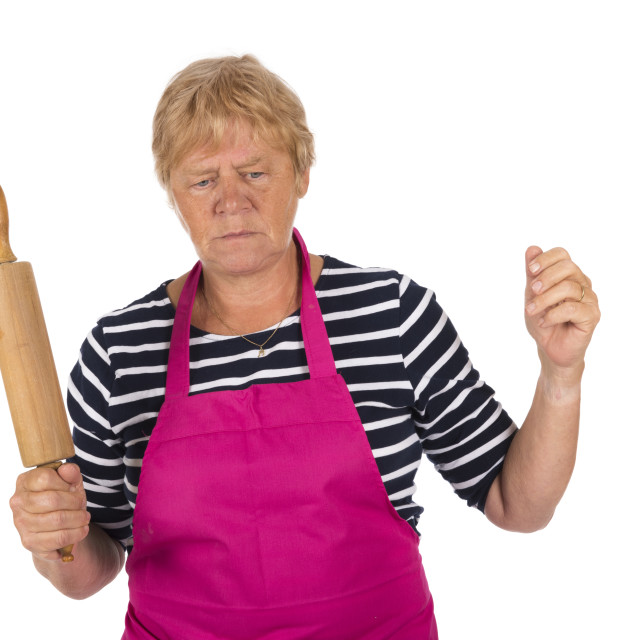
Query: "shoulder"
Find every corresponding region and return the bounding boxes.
[79,282,176,364]
[317,255,405,292]
[96,281,175,330]
[318,255,438,317]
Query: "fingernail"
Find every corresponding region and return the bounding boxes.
[532,281,542,293]
[529,262,540,274]
[526,302,536,314]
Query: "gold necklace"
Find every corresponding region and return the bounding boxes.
[204,281,298,358]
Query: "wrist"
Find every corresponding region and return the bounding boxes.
[537,367,583,405]
[538,349,585,385]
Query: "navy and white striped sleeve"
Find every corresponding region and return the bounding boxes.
[67,323,132,548]
[398,276,517,511]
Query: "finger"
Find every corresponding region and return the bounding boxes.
[537,297,599,330]
[527,246,573,278]
[525,246,544,278]
[12,464,86,515]
[524,244,543,270]
[526,280,588,317]
[18,486,87,515]
[56,463,83,489]
[23,505,91,532]
[13,502,91,558]
[18,467,73,493]
[528,260,588,303]
[17,504,91,533]
[527,247,586,290]
[22,522,91,559]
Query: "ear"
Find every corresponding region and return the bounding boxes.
[297,167,310,198]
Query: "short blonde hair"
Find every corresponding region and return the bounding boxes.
[152,55,315,195]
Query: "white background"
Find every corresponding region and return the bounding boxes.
[1,1,638,638]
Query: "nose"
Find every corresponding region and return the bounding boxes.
[215,175,250,215]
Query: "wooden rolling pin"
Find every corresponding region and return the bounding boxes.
[0,185,76,562]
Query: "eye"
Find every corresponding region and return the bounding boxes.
[247,172,264,179]
[195,179,210,188]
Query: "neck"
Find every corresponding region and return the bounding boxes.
[195,241,301,336]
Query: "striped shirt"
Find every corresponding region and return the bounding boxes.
[68,255,517,550]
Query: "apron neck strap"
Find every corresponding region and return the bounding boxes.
[293,228,336,380]
[165,228,336,398]
[164,260,201,399]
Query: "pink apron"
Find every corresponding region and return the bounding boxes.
[123,229,438,639]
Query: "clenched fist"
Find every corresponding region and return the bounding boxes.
[9,463,91,562]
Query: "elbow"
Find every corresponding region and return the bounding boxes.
[484,473,559,533]
[523,510,555,533]
[65,588,101,601]
[490,508,556,534]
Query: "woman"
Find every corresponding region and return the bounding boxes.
[10,55,600,639]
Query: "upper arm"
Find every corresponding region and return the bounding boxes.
[398,277,517,511]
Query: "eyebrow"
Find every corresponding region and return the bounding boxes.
[235,156,266,170]
[185,156,266,178]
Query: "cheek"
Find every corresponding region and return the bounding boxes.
[174,209,207,243]
[273,185,299,216]
[172,191,210,233]
[176,214,190,234]
[172,203,190,233]
[265,195,297,234]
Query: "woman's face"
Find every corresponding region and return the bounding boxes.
[170,120,309,278]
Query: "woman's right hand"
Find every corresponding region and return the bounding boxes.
[9,463,91,562]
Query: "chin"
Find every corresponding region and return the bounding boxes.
[207,254,268,276]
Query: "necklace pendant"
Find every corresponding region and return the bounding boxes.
[258,347,265,357]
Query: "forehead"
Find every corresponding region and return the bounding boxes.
[178,120,289,171]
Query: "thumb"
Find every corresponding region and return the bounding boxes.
[57,462,84,490]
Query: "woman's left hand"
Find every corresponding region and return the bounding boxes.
[524,246,600,380]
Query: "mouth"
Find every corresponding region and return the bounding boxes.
[220,230,255,239]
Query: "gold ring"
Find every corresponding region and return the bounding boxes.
[577,283,585,302]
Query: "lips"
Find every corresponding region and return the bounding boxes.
[221,231,255,238]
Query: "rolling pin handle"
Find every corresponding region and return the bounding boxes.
[0,185,18,264]
[39,460,76,562]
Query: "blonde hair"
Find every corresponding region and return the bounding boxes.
[152,55,315,195]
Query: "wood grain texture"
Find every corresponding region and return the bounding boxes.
[0,260,75,467]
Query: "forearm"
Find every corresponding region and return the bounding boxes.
[486,362,582,532]
[33,523,125,599]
